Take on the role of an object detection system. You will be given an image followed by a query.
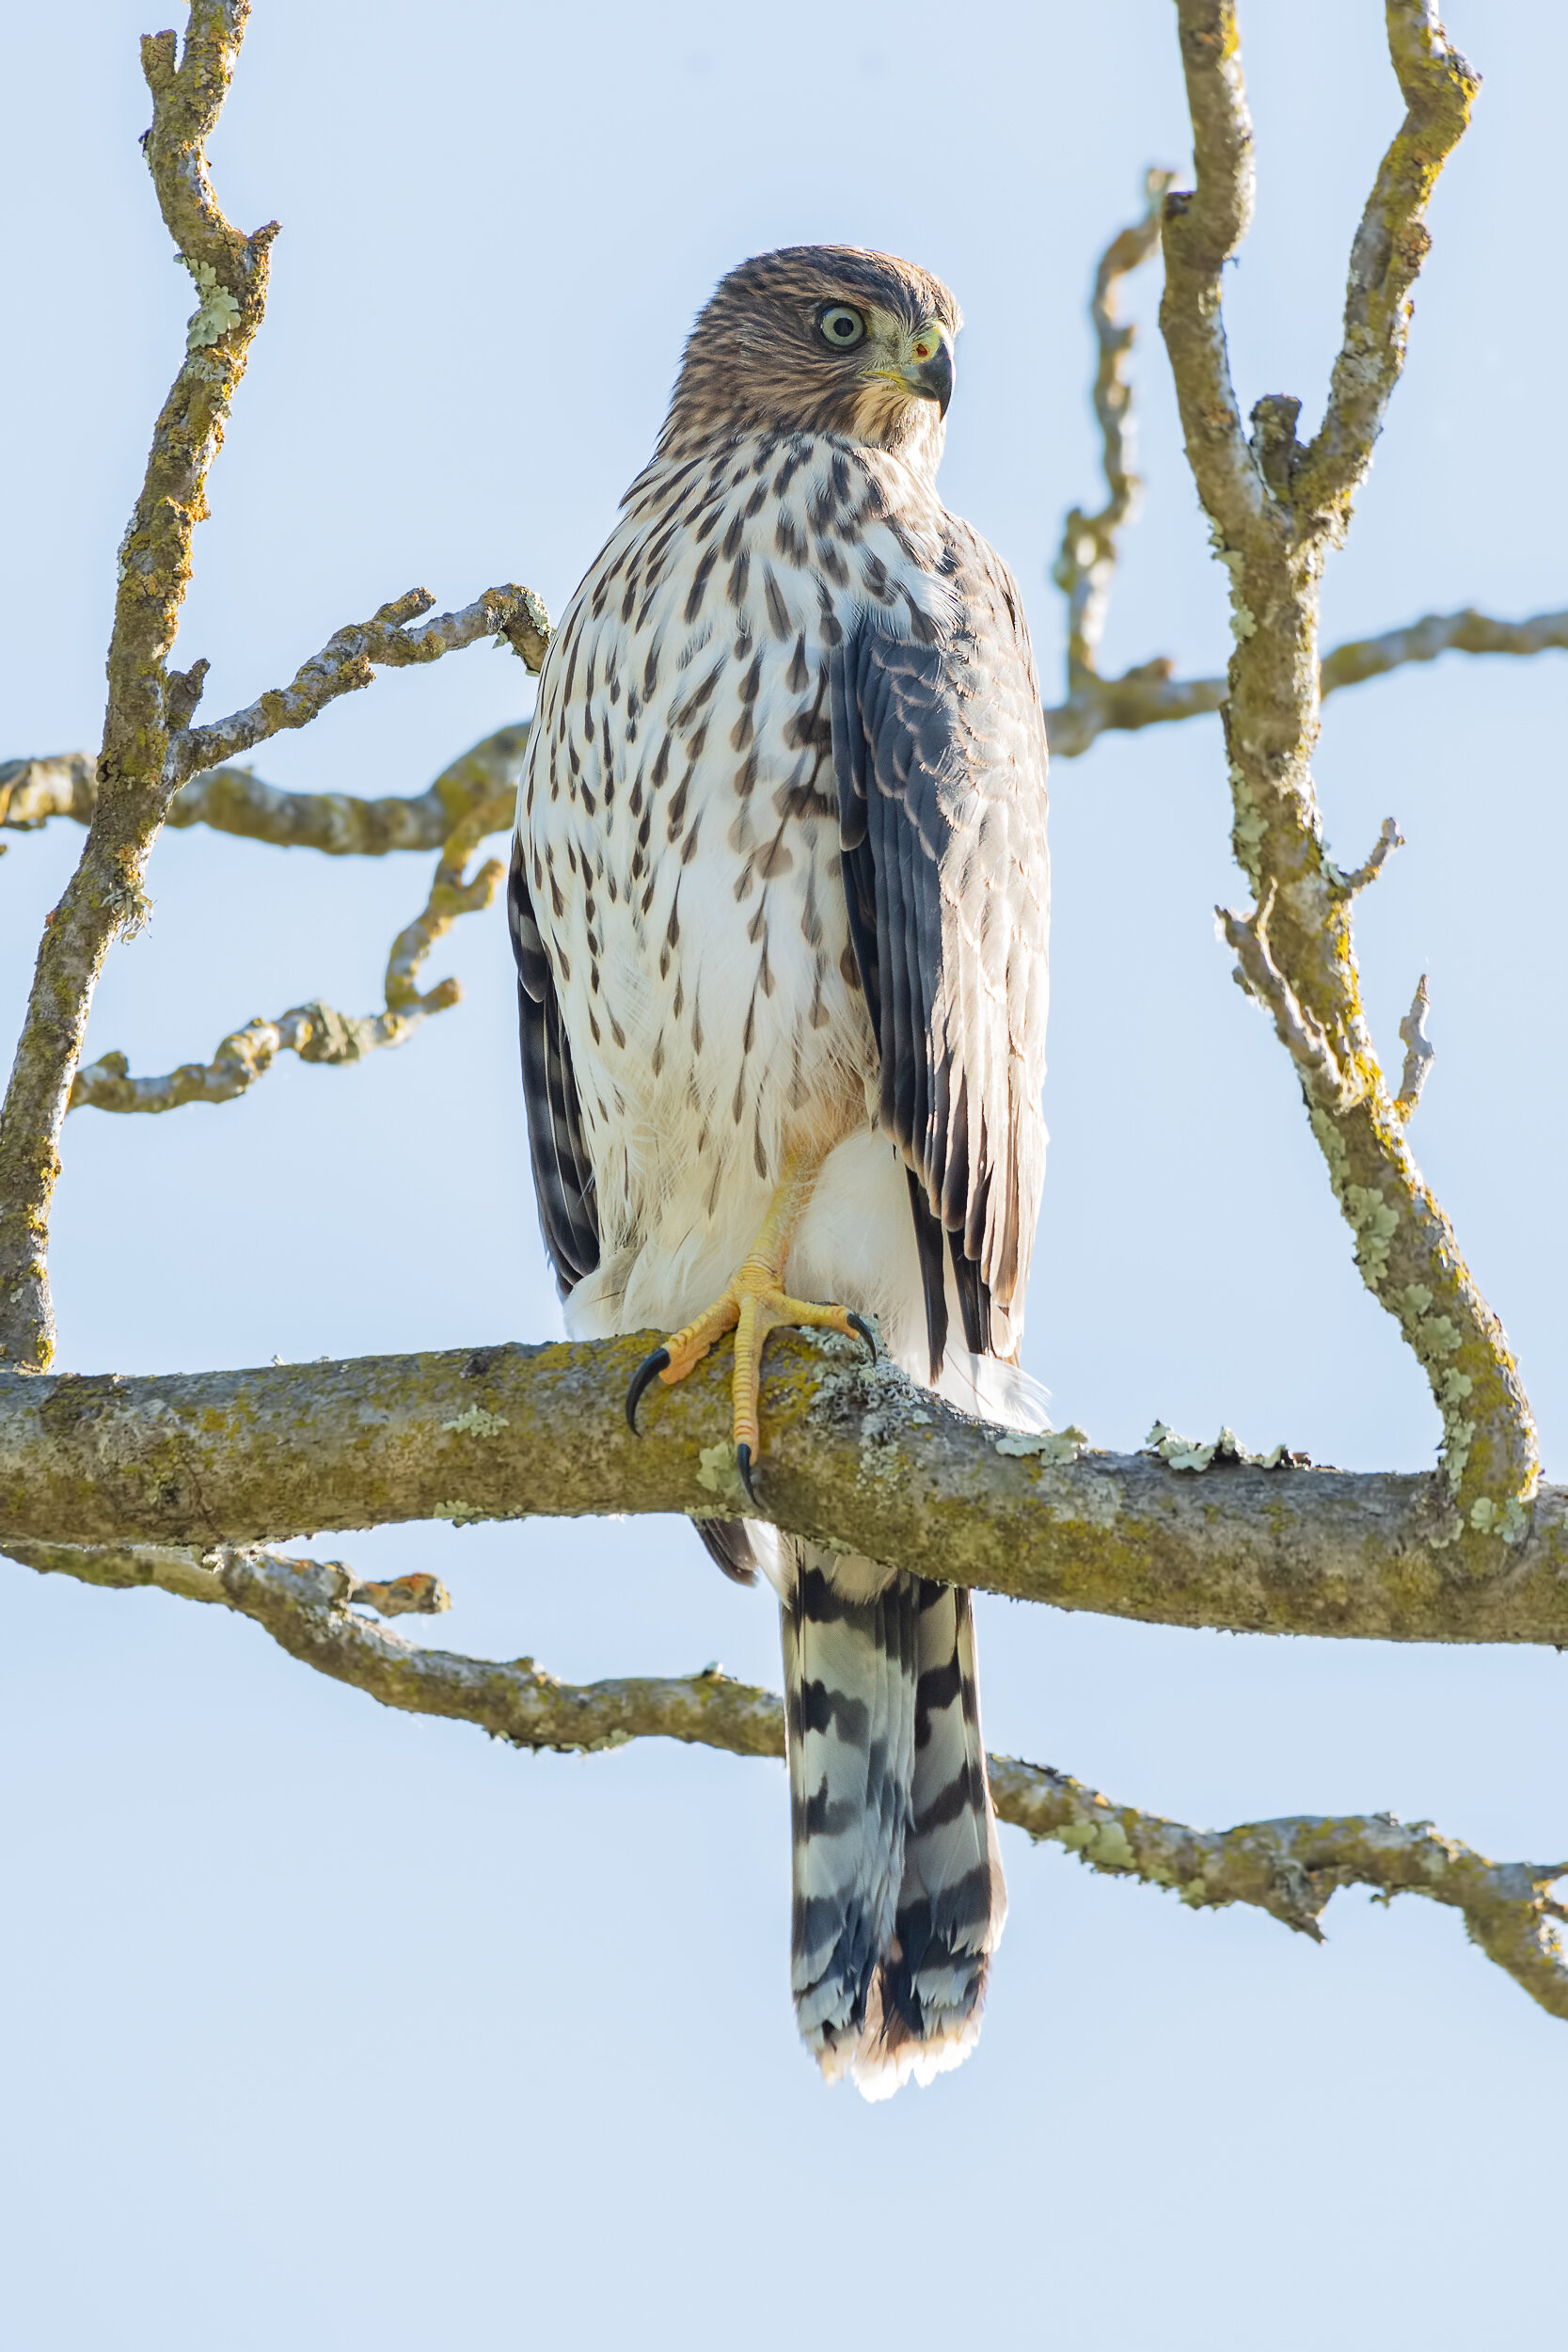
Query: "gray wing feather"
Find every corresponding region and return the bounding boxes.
[507,835,600,1300]
[832,526,1050,1369]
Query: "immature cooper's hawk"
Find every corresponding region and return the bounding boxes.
[510,247,1050,2098]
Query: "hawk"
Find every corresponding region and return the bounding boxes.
[510,247,1051,2098]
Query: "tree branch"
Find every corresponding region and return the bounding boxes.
[166,584,549,788]
[1295,0,1481,523]
[10,1532,1564,2023]
[1051,168,1179,691]
[0,722,532,854]
[1,1332,1565,1637]
[1159,1,1536,1525]
[0,2,271,1372]
[7,599,1561,859]
[68,784,515,1113]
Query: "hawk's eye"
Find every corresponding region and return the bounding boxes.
[818,306,865,350]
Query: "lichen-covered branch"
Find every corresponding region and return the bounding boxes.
[1317,604,1568,694]
[0,0,551,1369]
[1159,1,1536,1525]
[1,723,532,854]
[1039,601,1568,757]
[1294,0,1480,523]
[0,3,271,1371]
[68,1002,425,1116]
[3,1330,1567,1639]
[166,585,549,788]
[7,596,1561,857]
[989,1757,1568,2026]
[10,1532,1564,2023]
[68,785,516,1114]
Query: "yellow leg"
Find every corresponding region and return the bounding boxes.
[626,1151,876,1500]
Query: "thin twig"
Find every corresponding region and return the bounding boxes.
[1396,975,1435,1120]
[1218,886,1354,1107]
[8,1533,1565,2024]
[1329,815,1403,898]
[1052,168,1179,690]
[167,585,550,788]
[1,723,533,853]
[68,792,515,1114]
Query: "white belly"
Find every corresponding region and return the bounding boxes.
[518,433,956,1357]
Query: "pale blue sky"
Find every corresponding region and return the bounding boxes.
[3,5,1566,2345]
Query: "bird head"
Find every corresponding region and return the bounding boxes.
[659,246,961,475]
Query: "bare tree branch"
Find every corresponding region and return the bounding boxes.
[1,723,532,854]
[8,596,1562,866]
[68,784,515,1114]
[1318,604,1568,692]
[1,1332,1565,1636]
[1159,1,1536,1527]
[0,3,273,1372]
[0,4,549,1369]
[1295,0,1481,524]
[1051,167,1179,691]
[166,584,549,788]
[10,1531,1564,2022]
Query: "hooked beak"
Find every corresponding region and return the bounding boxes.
[905,330,953,417]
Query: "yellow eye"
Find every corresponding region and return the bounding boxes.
[818,305,865,350]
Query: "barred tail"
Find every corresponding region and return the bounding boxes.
[876,1578,1006,2095]
[781,1545,1006,2101]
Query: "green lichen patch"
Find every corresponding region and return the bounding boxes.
[994,1423,1088,1464]
[1145,1421,1295,1474]
[1056,1816,1136,1870]
[433,1498,487,1528]
[182,259,242,352]
[695,1443,750,1508]
[1343,1183,1400,1285]
[441,1406,510,1438]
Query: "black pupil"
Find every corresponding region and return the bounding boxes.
[832,315,855,338]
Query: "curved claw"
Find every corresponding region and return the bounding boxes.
[736,1442,759,1508]
[847,1311,877,1364]
[626,1346,671,1435]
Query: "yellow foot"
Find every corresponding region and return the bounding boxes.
[626,1268,875,1503]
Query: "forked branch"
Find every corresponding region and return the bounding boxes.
[0,2,272,1371]
[69,784,518,1114]
[1160,1,1535,1521]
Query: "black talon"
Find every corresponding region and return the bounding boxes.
[847,1312,877,1363]
[736,1442,759,1507]
[626,1346,671,1434]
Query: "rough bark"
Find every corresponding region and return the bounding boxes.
[1,1333,1565,1642]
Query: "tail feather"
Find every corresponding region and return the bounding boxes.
[784,1550,915,2057]
[870,1580,1006,2098]
[781,1542,1005,2099]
